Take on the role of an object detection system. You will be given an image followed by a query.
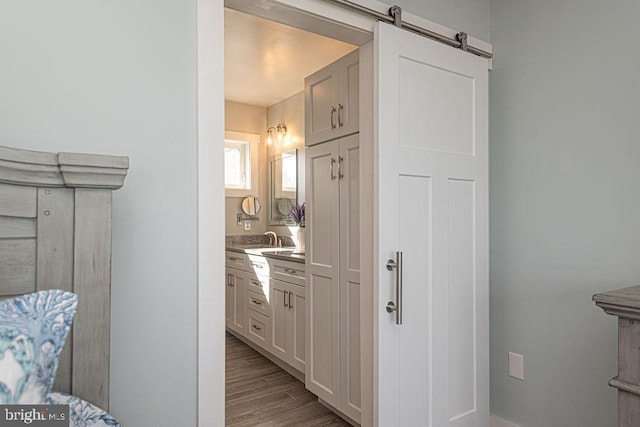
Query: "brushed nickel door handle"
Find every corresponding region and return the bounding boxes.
[330,106,337,129]
[330,157,337,181]
[386,251,403,325]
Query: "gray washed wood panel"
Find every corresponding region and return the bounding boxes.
[71,189,112,410]
[36,187,75,393]
[594,286,640,427]
[0,146,58,165]
[0,145,128,412]
[0,216,36,239]
[0,183,36,218]
[0,239,37,294]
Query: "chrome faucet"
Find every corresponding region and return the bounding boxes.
[264,231,277,247]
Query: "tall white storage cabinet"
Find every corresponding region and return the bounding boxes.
[305,130,361,420]
[305,49,359,147]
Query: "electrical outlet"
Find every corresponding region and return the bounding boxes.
[244,220,251,231]
[508,352,524,380]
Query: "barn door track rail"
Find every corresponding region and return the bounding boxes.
[325,0,492,59]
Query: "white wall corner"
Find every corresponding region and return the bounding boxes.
[491,414,521,427]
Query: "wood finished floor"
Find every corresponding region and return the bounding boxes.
[226,332,350,427]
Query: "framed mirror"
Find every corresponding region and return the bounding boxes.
[268,149,297,225]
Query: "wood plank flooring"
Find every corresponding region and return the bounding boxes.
[226,332,350,427]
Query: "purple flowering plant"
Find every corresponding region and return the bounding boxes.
[289,202,305,228]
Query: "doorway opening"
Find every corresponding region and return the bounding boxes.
[222,4,369,425]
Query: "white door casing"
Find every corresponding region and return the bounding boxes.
[374,21,489,427]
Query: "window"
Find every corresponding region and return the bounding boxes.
[224,140,250,189]
[224,131,260,197]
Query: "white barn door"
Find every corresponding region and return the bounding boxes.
[374,21,489,427]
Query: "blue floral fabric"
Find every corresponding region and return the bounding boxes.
[47,391,122,427]
[0,290,78,404]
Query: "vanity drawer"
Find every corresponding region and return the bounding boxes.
[246,272,269,299]
[247,254,270,275]
[270,259,305,286]
[246,310,270,350]
[225,251,247,269]
[246,290,270,316]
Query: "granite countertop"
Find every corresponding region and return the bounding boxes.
[226,244,305,264]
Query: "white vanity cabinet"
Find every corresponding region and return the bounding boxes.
[305,49,359,146]
[270,259,306,373]
[305,132,361,422]
[225,251,247,336]
[225,249,306,373]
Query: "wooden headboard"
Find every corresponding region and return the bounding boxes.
[0,145,128,410]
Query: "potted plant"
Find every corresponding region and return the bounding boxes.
[289,202,305,253]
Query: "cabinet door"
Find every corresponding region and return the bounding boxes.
[270,280,289,361]
[226,267,246,335]
[339,134,361,421]
[335,50,359,139]
[288,283,306,373]
[305,141,341,407]
[225,267,234,328]
[305,62,339,146]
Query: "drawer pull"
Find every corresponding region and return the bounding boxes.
[288,291,292,309]
[227,274,234,287]
[252,264,264,269]
[284,268,297,274]
[252,299,262,306]
[284,290,288,308]
[228,256,239,261]
[252,324,262,331]
[251,280,262,288]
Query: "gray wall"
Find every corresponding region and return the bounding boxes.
[379,0,490,42]
[0,1,198,426]
[490,0,640,425]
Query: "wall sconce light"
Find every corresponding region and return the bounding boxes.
[267,123,288,146]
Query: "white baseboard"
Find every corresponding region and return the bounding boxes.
[491,415,521,427]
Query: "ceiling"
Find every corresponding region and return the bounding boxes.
[224,8,357,107]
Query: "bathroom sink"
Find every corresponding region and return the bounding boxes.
[233,244,270,249]
[229,244,303,257]
[250,247,296,253]
[233,245,296,253]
